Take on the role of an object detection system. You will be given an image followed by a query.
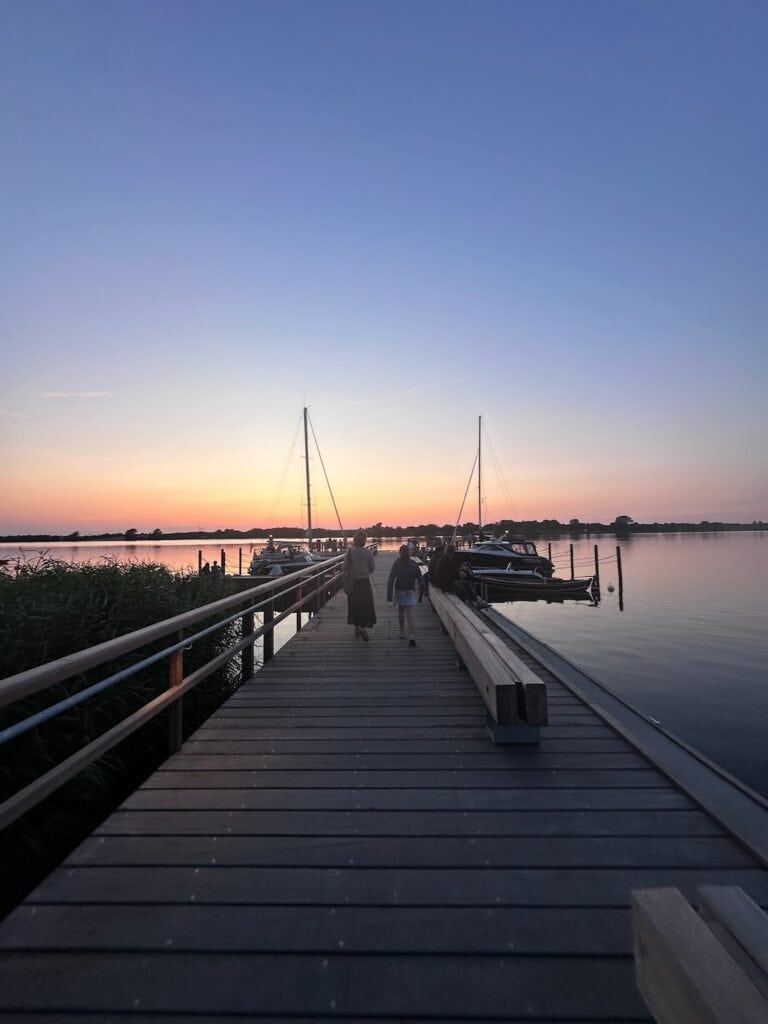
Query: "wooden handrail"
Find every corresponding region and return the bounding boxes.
[0,553,346,707]
[0,558,345,832]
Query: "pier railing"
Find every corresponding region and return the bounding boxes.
[0,553,347,833]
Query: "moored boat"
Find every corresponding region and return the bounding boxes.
[459,536,555,576]
[471,565,593,596]
[248,542,315,576]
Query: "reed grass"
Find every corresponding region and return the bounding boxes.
[0,556,244,917]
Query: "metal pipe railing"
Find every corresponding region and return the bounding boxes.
[0,554,347,832]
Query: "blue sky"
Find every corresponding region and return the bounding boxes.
[2,0,766,532]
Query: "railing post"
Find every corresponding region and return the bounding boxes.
[241,608,254,683]
[263,600,274,663]
[168,635,184,755]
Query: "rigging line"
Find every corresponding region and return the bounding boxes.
[484,424,518,517]
[268,413,303,525]
[452,451,479,542]
[308,413,345,534]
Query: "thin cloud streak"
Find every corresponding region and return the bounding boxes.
[39,391,111,398]
[0,408,31,418]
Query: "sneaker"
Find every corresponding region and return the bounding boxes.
[408,637,416,646]
[360,627,370,642]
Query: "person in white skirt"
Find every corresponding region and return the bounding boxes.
[386,544,424,646]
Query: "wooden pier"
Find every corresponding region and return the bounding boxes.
[1,552,767,1020]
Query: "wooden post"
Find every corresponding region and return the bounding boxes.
[167,637,184,754]
[594,544,600,589]
[241,609,254,682]
[547,542,552,562]
[239,547,242,575]
[617,546,623,590]
[221,548,226,575]
[263,601,274,662]
[617,545,624,611]
[197,549,202,575]
[569,543,575,580]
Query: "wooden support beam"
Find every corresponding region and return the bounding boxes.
[428,588,547,738]
[632,887,768,1024]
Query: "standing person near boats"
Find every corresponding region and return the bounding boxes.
[387,544,424,646]
[344,529,376,641]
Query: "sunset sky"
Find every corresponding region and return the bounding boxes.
[2,1,766,534]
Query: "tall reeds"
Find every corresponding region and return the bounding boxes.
[0,557,243,917]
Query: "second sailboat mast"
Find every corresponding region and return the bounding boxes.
[303,406,312,550]
[478,415,482,533]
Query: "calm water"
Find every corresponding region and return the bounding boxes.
[495,532,768,799]
[3,532,766,797]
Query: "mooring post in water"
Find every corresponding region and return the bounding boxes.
[548,542,552,562]
[263,600,274,662]
[198,549,202,575]
[570,544,575,580]
[617,545,624,610]
[220,548,226,575]
[594,544,600,589]
[238,547,242,575]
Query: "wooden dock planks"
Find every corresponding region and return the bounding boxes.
[0,552,766,1021]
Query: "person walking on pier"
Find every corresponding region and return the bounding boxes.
[344,529,376,641]
[387,544,424,645]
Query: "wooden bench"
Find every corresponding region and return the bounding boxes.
[632,886,768,1023]
[428,587,547,743]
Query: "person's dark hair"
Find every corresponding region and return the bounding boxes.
[399,543,410,563]
[446,544,456,555]
[353,530,367,547]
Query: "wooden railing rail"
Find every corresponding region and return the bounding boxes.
[0,554,347,833]
[0,553,347,708]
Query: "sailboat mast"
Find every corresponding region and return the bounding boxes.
[303,406,312,550]
[477,415,482,533]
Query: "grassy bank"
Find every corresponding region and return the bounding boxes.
[0,558,244,917]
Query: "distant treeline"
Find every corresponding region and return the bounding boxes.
[2,518,765,543]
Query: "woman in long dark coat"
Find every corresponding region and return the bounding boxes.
[344,529,376,641]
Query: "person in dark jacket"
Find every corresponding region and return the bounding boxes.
[386,544,424,645]
[435,544,476,603]
[423,543,445,599]
[344,529,376,641]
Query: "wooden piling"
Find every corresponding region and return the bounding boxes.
[569,543,575,580]
[221,548,226,575]
[238,547,242,575]
[197,549,202,575]
[594,544,600,588]
[617,545,624,610]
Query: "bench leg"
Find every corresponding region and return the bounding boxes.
[486,711,540,745]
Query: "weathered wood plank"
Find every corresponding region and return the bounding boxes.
[633,887,768,1023]
[29,864,768,907]
[96,808,721,838]
[58,834,754,868]
[143,768,670,788]
[0,951,649,1018]
[0,904,634,954]
[122,786,696,812]
[160,751,651,771]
